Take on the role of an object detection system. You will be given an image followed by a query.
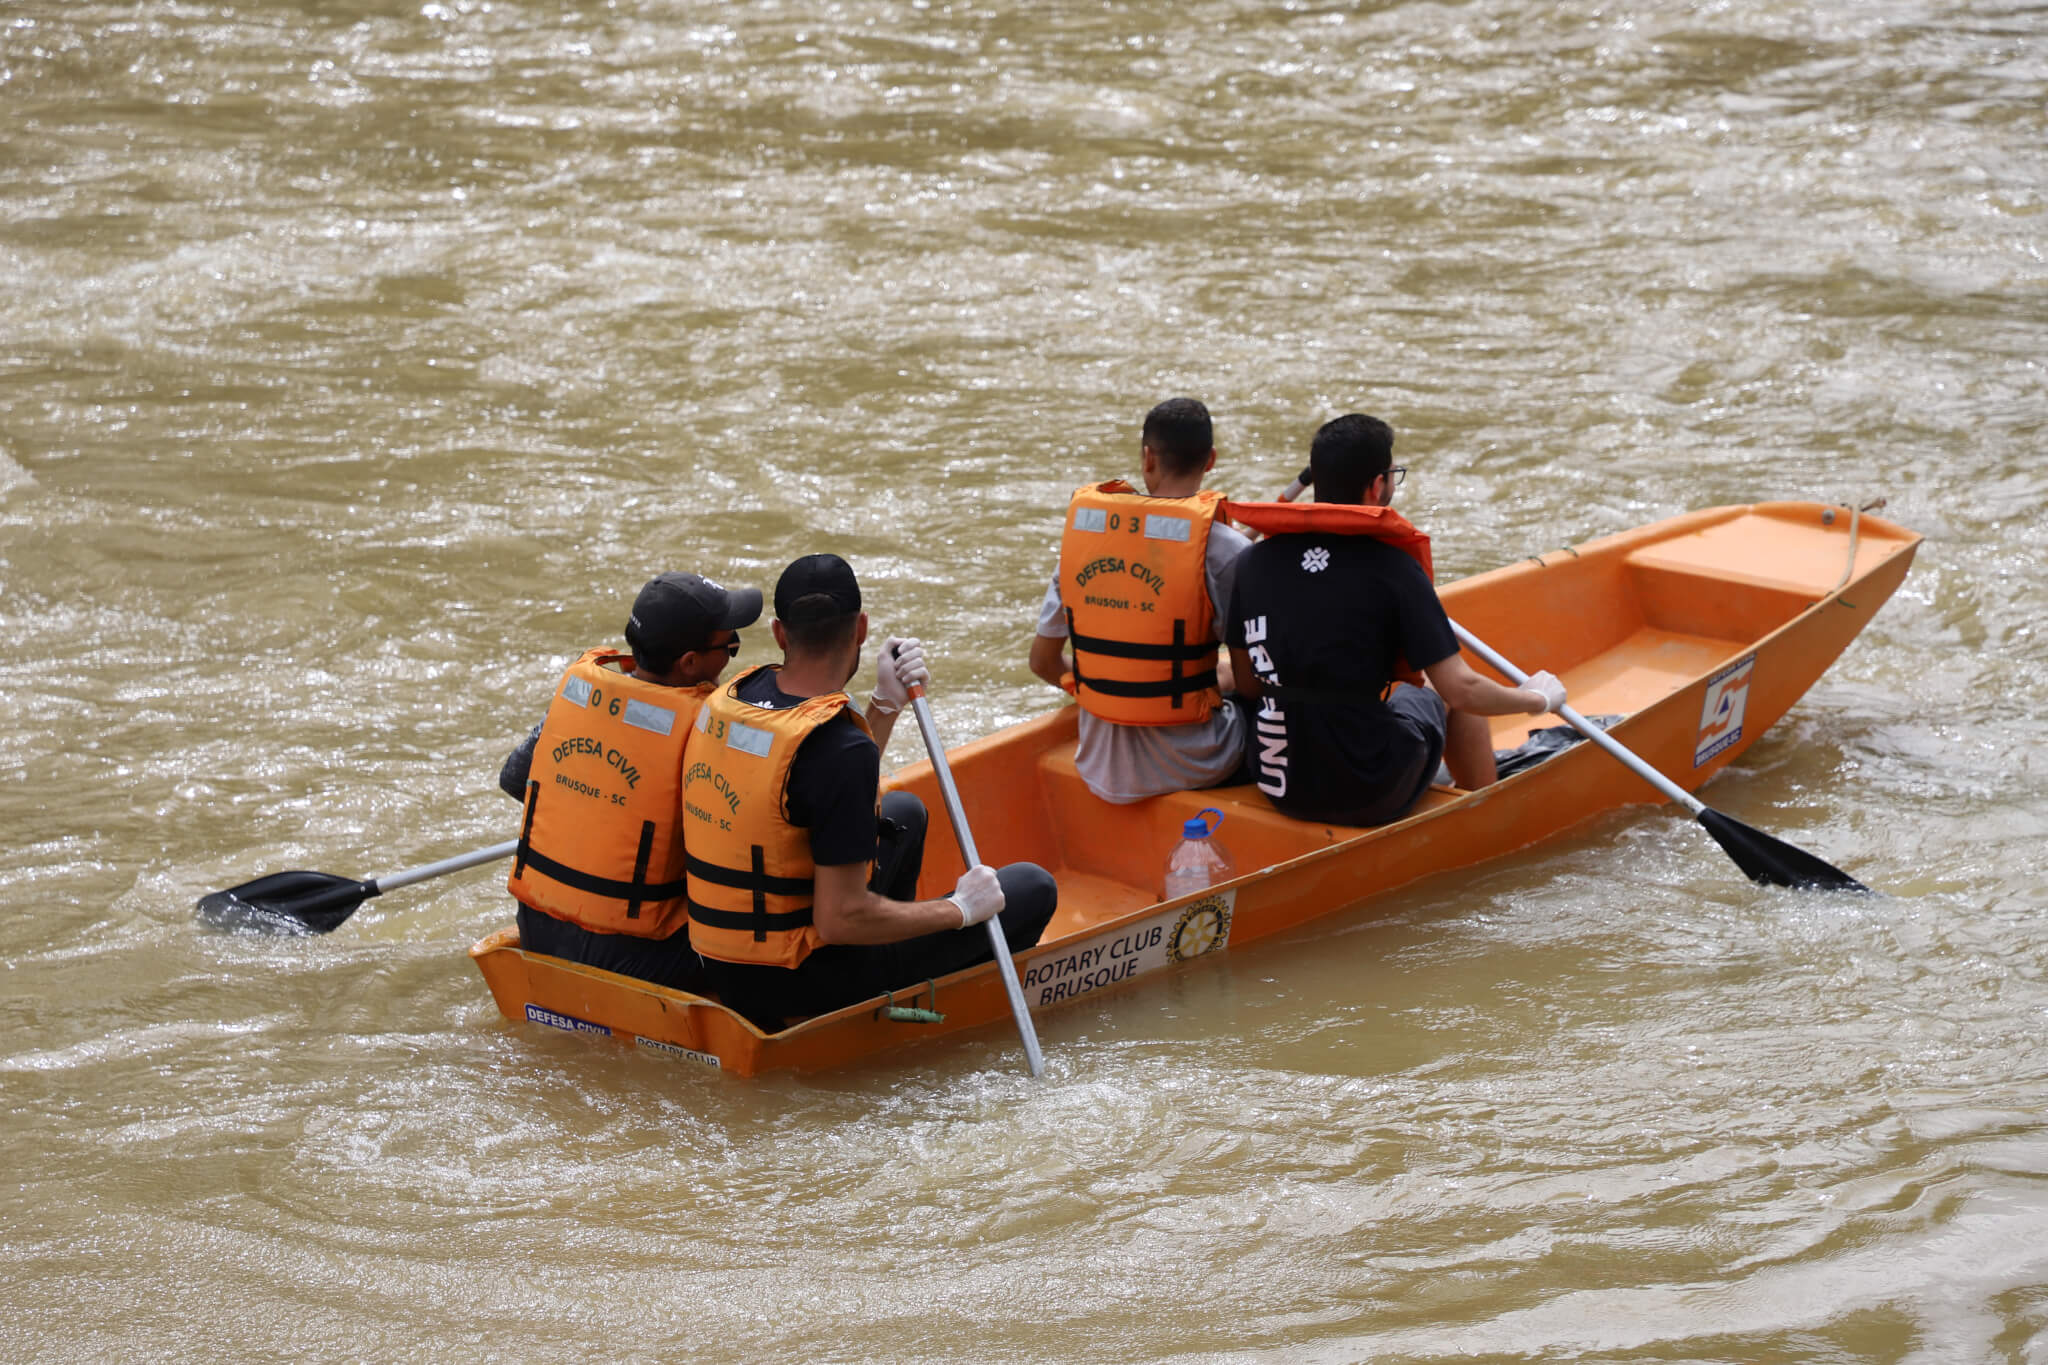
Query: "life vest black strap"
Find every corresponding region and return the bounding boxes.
[1068,610,1215,708]
[684,852,814,898]
[512,781,541,880]
[686,898,815,935]
[516,843,687,904]
[1066,620,1216,663]
[624,821,655,920]
[1072,670,1221,700]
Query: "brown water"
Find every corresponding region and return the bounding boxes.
[4,1,2046,1359]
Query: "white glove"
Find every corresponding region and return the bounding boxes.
[1523,670,1567,714]
[872,636,929,715]
[946,864,1005,928]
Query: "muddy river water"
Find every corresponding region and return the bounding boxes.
[3,1,2046,1358]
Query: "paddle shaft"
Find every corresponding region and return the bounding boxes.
[1451,622,1706,815]
[376,839,520,894]
[903,685,1046,1078]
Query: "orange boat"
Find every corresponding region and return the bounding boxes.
[469,501,1920,1076]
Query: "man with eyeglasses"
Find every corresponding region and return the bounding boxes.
[496,571,763,991]
[1225,414,1567,826]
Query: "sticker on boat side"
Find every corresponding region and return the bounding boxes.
[1021,889,1237,1010]
[525,1003,611,1037]
[1695,657,1755,767]
[634,1036,721,1069]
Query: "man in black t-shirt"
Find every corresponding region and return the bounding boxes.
[701,554,1059,1030]
[1226,415,1567,826]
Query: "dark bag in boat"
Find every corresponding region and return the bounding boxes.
[1492,715,1624,780]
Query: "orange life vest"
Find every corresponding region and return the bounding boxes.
[508,649,711,940]
[680,665,872,970]
[1223,501,1434,582]
[1057,480,1228,727]
[1225,501,1437,689]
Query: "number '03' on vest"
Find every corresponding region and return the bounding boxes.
[1057,480,1228,727]
[680,665,874,970]
[509,648,711,939]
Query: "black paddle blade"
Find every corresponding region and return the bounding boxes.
[195,869,377,935]
[1697,808,1868,893]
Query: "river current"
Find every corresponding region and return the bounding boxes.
[3,1,2046,1359]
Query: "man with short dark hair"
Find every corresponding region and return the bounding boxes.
[1225,414,1567,826]
[1028,397,1253,803]
[684,553,1059,1030]
[498,571,763,990]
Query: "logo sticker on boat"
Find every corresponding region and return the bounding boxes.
[1020,889,1236,1010]
[1695,657,1754,766]
[526,1003,612,1036]
[635,1036,721,1069]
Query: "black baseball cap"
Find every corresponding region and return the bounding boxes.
[625,572,762,661]
[773,553,862,626]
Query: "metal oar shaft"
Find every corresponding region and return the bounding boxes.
[374,839,520,894]
[912,697,983,867]
[1451,622,1706,816]
[906,689,1045,1078]
[1451,620,1866,891]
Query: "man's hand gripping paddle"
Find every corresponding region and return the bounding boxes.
[891,644,1047,1076]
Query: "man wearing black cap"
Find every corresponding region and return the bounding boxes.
[497,571,762,990]
[680,553,1059,1031]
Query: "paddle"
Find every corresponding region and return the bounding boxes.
[895,652,1047,1077]
[1450,623,1867,892]
[196,839,519,934]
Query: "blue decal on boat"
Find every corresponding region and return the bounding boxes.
[525,1003,612,1036]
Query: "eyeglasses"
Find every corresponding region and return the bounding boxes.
[693,634,741,658]
[1384,466,1406,487]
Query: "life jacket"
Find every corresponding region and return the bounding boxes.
[1057,480,1228,727]
[1225,500,1437,690]
[680,665,872,970]
[1224,500,1434,582]
[508,649,712,940]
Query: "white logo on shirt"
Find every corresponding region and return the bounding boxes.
[1301,546,1331,573]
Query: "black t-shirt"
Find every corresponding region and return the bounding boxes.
[735,668,881,868]
[1225,532,1458,818]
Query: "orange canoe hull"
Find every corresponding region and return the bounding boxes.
[471,502,1921,1076]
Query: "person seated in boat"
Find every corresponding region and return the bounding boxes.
[682,553,1059,1032]
[1027,397,1255,804]
[497,571,762,991]
[1225,414,1569,826]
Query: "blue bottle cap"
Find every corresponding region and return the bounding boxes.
[1183,816,1210,838]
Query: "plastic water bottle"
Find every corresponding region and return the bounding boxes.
[1162,807,1235,900]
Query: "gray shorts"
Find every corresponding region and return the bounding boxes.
[1337,684,1449,827]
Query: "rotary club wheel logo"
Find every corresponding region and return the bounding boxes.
[1168,894,1233,963]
